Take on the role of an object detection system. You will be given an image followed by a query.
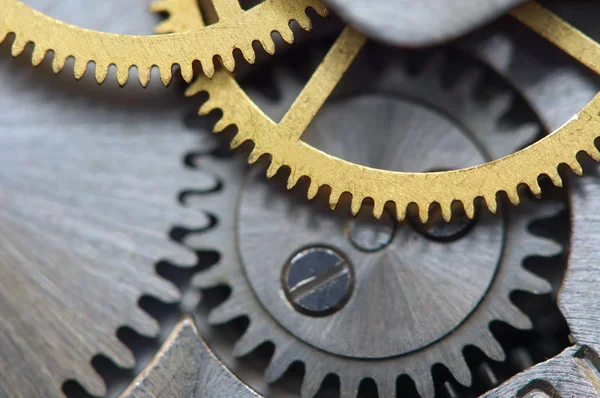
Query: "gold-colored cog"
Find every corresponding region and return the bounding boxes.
[0,0,327,86]
[158,0,600,223]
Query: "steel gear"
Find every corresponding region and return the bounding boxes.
[176,50,564,397]
[176,3,600,224]
[0,43,216,396]
[0,0,327,86]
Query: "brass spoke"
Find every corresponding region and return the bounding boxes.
[512,2,600,75]
[279,27,367,140]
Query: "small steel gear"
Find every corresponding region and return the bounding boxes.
[0,50,215,397]
[179,3,600,223]
[179,51,564,397]
[0,0,327,86]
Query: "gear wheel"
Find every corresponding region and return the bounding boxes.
[0,0,327,86]
[0,49,214,397]
[178,49,565,397]
[176,2,600,223]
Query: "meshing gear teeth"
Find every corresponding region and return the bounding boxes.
[164,1,600,224]
[0,0,328,86]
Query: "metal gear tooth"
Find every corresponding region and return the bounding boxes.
[163,237,203,266]
[77,370,107,398]
[451,68,484,98]
[339,378,360,398]
[373,375,397,398]
[487,92,514,120]
[300,368,325,398]
[208,293,249,325]
[129,308,162,338]
[478,330,506,362]
[192,264,226,289]
[498,301,534,330]
[528,235,563,258]
[104,335,137,369]
[233,323,268,357]
[517,268,553,295]
[143,274,182,304]
[411,372,436,398]
[265,347,297,383]
[445,354,473,387]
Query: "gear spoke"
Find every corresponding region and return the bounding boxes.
[512,2,600,76]
[280,27,366,139]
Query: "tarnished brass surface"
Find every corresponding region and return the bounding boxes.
[0,0,327,86]
[160,2,600,223]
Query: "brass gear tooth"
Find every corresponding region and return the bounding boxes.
[73,57,87,80]
[266,161,280,179]
[350,197,362,216]
[546,169,564,188]
[214,116,232,133]
[570,158,584,176]
[278,25,296,44]
[506,188,521,206]
[307,179,319,199]
[464,200,476,219]
[485,195,498,215]
[1,0,327,85]
[441,201,453,222]
[10,35,27,57]
[95,63,109,84]
[160,64,174,86]
[248,148,262,164]
[528,179,543,198]
[259,35,277,55]
[116,65,130,86]
[417,203,430,224]
[287,170,302,190]
[52,52,67,73]
[372,200,385,219]
[138,67,151,87]
[329,189,342,210]
[30,46,45,66]
[230,132,246,149]
[239,43,257,64]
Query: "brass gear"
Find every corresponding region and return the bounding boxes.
[160,1,600,223]
[0,0,327,86]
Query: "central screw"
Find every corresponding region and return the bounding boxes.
[282,247,354,317]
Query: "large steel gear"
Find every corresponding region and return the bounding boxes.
[178,3,600,224]
[0,0,327,86]
[175,47,565,397]
[0,31,216,396]
[117,168,600,398]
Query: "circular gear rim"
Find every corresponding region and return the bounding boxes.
[0,0,328,86]
[179,3,600,224]
[179,51,565,397]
